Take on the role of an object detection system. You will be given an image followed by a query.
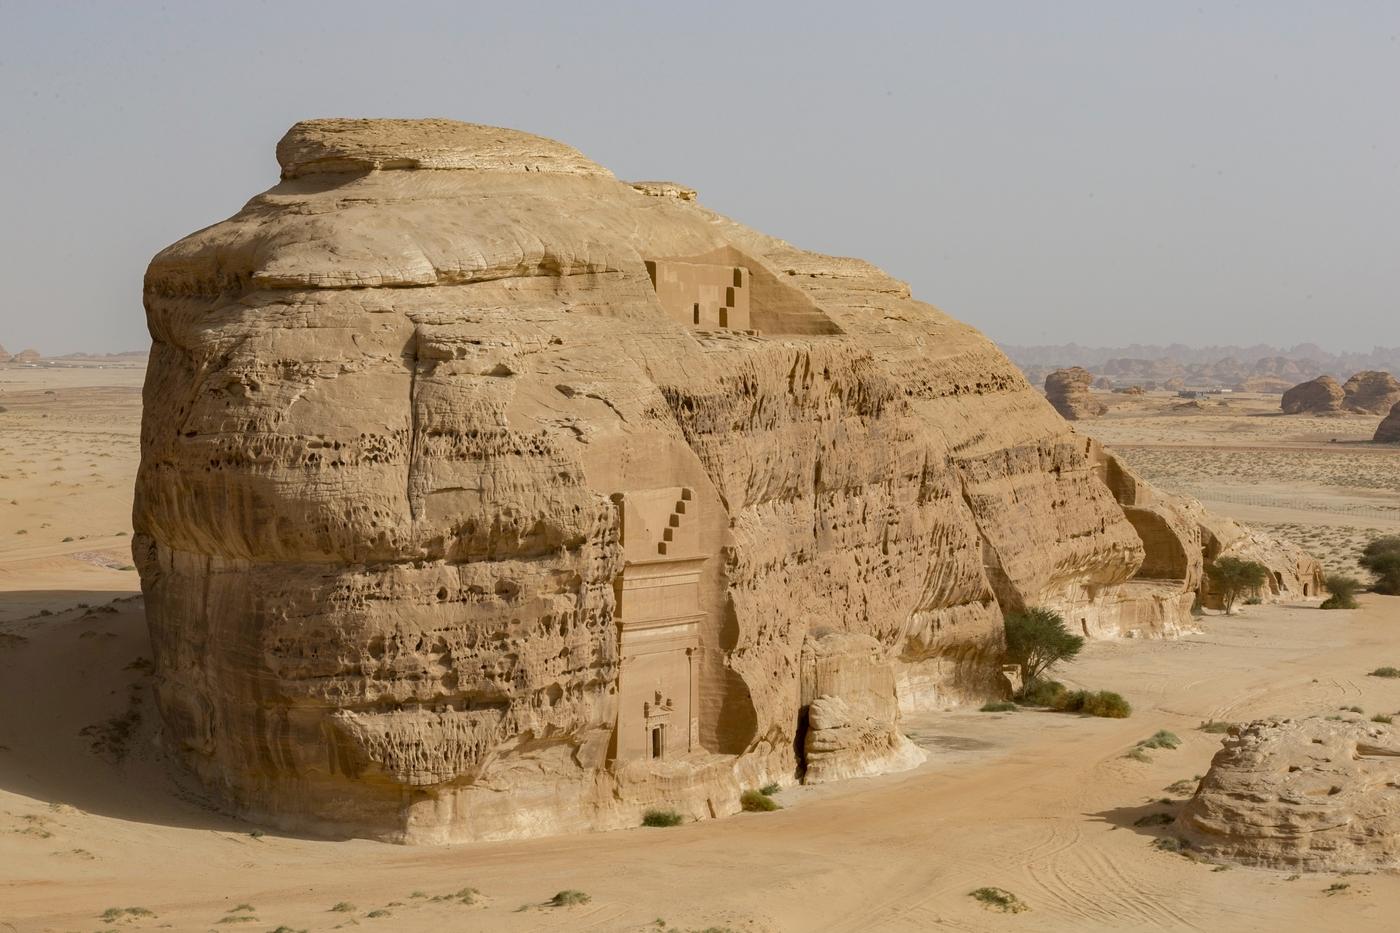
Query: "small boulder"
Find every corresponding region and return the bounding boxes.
[1280,375,1344,414]
[1180,717,1400,871]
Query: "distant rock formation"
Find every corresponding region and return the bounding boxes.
[136,118,1320,845]
[1280,375,1344,414]
[1342,370,1400,414]
[1044,367,1107,420]
[0,343,10,363]
[1376,403,1400,443]
[11,348,40,363]
[1182,718,1400,871]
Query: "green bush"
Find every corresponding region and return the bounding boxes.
[1205,557,1271,614]
[740,790,781,812]
[1370,667,1400,678]
[1373,714,1393,724]
[1321,574,1363,609]
[1015,679,1067,707]
[1361,537,1400,595]
[969,887,1028,913]
[1003,608,1084,684]
[549,890,591,907]
[1198,720,1233,734]
[1123,747,1151,762]
[979,701,1017,713]
[1139,730,1181,749]
[1058,690,1132,718]
[641,809,683,827]
[759,783,780,796]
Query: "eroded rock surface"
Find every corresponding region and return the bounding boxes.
[1342,370,1400,415]
[1045,367,1106,420]
[1376,403,1400,444]
[136,118,1316,844]
[1280,375,1344,414]
[1181,718,1400,871]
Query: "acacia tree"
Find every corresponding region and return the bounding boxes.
[1360,537,1400,595]
[1003,607,1085,686]
[1321,574,1363,610]
[1205,557,1270,614]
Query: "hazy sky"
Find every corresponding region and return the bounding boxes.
[1,1,1396,354]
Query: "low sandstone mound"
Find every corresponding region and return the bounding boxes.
[1280,375,1343,414]
[0,342,10,363]
[11,348,40,363]
[1045,367,1107,420]
[1376,403,1400,444]
[1181,718,1400,871]
[1342,370,1400,414]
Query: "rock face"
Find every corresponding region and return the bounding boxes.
[1044,367,1107,420]
[1376,403,1400,443]
[136,118,1313,844]
[0,343,11,363]
[1280,375,1344,414]
[1182,718,1400,871]
[1342,370,1400,414]
[11,348,40,364]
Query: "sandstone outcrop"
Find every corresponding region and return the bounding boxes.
[1280,375,1344,414]
[136,118,1317,844]
[1045,367,1107,420]
[0,343,11,363]
[1376,402,1400,443]
[1342,370,1400,414]
[1181,718,1400,871]
[12,348,40,364]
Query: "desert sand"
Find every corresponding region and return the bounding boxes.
[4,361,1400,931]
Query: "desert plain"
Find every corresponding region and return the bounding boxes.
[0,362,1397,932]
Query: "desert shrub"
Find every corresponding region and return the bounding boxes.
[1124,747,1151,762]
[1244,595,1263,606]
[1361,536,1400,595]
[1153,836,1191,854]
[329,902,355,913]
[1321,574,1363,609]
[1015,678,1067,707]
[740,789,781,812]
[1002,608,1084,684]
[366,910,390,919]
[1134,812,1175,827]
[549,890,591,907]
[1325,882,1350,896]
[979,701,1017,713]
[1206,557,1271,614]
[1342,705,1364,714]
[759,783,780,796]
[1370,667,1400,678]
[1058,690,1132,718]
[100,907,156,922]
[1198,720,1233,734]
[642,808,683,827]
[1373,714,1393,724]
[968,887,1028,913]
[1139,730,1181,749]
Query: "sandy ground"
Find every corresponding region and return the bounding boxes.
[4,367,1400,933]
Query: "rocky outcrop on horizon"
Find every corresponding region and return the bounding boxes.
[10,348,40,363]
[1182,718,1400,871]
[1280,375,1345,414]
[1342,370,1400,414]
[135,118,1322,846]
[1044,367,1107,420]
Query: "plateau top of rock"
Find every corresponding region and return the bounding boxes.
[1342,370,1400,414]
[136,117,1321,846]
[275,118,614,179]
[1182,717,1400,871]
[1280,375,1344,414]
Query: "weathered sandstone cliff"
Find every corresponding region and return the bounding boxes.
[136,119,1315,844]
[1281,375,1344,414]
[1045,367,1107,420]
[1342,370,1400,414]
[1376,402,1400,443]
